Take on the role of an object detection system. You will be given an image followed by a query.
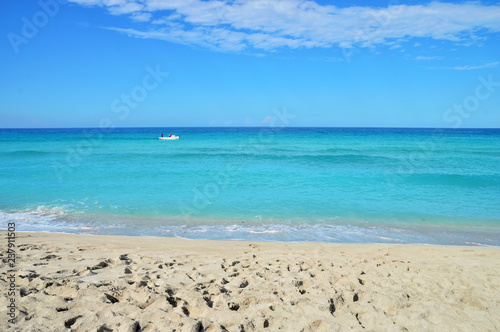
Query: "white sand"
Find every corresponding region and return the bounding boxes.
[1,231,500,331]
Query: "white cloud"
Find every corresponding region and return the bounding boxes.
[428,61,499,70]
[131,12,152,22]
[108,2,144,15]
[416,56,443,61]
[69,0,500,52]
[452,61,499,70]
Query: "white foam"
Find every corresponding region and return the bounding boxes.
[1,208,497,246]
[32,205,67,216]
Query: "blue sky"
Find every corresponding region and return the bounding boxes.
[1,0,499,128]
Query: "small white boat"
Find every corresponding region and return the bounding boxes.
[159,135,179,140]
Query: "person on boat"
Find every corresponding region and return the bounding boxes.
[161,133,163,137]
[169,134,172,137]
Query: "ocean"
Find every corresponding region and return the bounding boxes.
[1,127,499,246]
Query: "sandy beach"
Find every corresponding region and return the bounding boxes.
[1,232,500,331]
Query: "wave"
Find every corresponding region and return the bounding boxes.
[0,150,60,157]
[0,206,68,232]
[102,151,399,163]
[1,207,499,246]
[401,173,500,187]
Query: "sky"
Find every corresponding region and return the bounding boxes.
[1,0,499,128]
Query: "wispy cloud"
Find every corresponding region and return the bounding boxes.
[415,56,444,61]
[70,0,500,52]
[428,61,500,70]
[452,61,500,70]
[261,116,273,124]
[130,12,152,22]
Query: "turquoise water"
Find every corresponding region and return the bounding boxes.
[1,127,499,245]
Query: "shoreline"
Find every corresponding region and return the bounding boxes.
[2,213,499,246]
[8,229,500,247]
[2,231,500,331]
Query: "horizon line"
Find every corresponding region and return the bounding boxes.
[1,126,499,130]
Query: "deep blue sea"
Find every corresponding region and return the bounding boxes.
[1,127,499,246]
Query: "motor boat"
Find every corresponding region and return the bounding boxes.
[159,135,179,140]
